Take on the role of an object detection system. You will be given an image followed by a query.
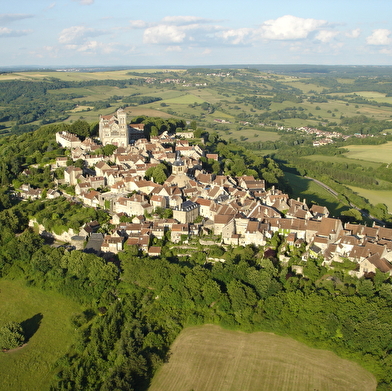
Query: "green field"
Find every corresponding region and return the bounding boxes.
[219,128,281,143]
[161,93,206,105]
[0,280,81,391]
[303,154,381,170]
[352,91,392,104]
[348,185,392,212]
[284,172,348,217]
[149,325,376,391]
[342,142,392,164]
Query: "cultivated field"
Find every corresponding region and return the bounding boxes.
[342,142,392,164]
[149,324,376,391]
[0,280,81,391]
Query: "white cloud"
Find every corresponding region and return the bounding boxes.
[366,29,391,45]
[59,26,104,44]
[218,28,252,45]
[161,16,212,25]
[346,28,361,38]
[140,15,224,46]
[260,15,328,40]
[315,30,339,43]
[0,14,33,24]
[380,48,392,55]
[77,40,99,52]
[0,27,11,35]
[0,26,32,37]
[166,45,182,52]
[143,25,186,44]
[73,0,94,4]
[129,20,148,29]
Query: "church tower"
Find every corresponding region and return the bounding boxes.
[172,151,185,175]
[116,109,129,146]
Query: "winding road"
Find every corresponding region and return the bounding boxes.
[304,175,385,225]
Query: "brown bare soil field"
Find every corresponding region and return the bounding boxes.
[148,324,376,391]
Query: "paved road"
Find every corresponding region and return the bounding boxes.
[304,176,338,198]
[304,175,385,225]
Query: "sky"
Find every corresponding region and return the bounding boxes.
[1,0,392,67]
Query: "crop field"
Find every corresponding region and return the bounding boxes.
[148,324,376,391]
[0,279,81,391]
[348,185,392,212]
[342,142,392,164]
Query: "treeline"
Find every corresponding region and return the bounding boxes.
[202,132,285,187]
[26,197,110,234]
[122,95,162,105]
[3,214,392,390]
[0,121,97,186]
[281,157,392,190]
[131,115,186,138]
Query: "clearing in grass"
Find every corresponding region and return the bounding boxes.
[149,324,376,391]
[0,279,81,391]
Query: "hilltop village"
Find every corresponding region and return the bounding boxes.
[17,109,392,277]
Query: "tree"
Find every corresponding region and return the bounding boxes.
[0,321,25,350]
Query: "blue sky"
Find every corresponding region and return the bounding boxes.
[1,0,392,67]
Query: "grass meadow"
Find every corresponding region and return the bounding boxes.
[148,324,376,391]
[342,142,392,164]
[284,172,349,217]
[219,128,281,143]
[0,279,81,391]
[348,185,392,212]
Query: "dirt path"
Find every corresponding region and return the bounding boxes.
[2,343,27,353]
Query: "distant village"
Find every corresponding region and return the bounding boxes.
[17,109,392,277]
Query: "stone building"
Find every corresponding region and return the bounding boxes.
[173,200,199,224]
[99,108,129,147]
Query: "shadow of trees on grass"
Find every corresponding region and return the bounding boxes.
[20,313,43,343]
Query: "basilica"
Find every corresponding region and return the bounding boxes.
[98,108,129,147]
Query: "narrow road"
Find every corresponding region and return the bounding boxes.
[304,176,338,198]
[304,175,385,225]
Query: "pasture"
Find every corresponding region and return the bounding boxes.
[348,185,392,212]
[0,280,81,391]
[148,324,376,391]
[342,142,392,164]
[219,128,281,143]
[160,93,206,105]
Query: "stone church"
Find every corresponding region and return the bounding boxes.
[99,109,129,147]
